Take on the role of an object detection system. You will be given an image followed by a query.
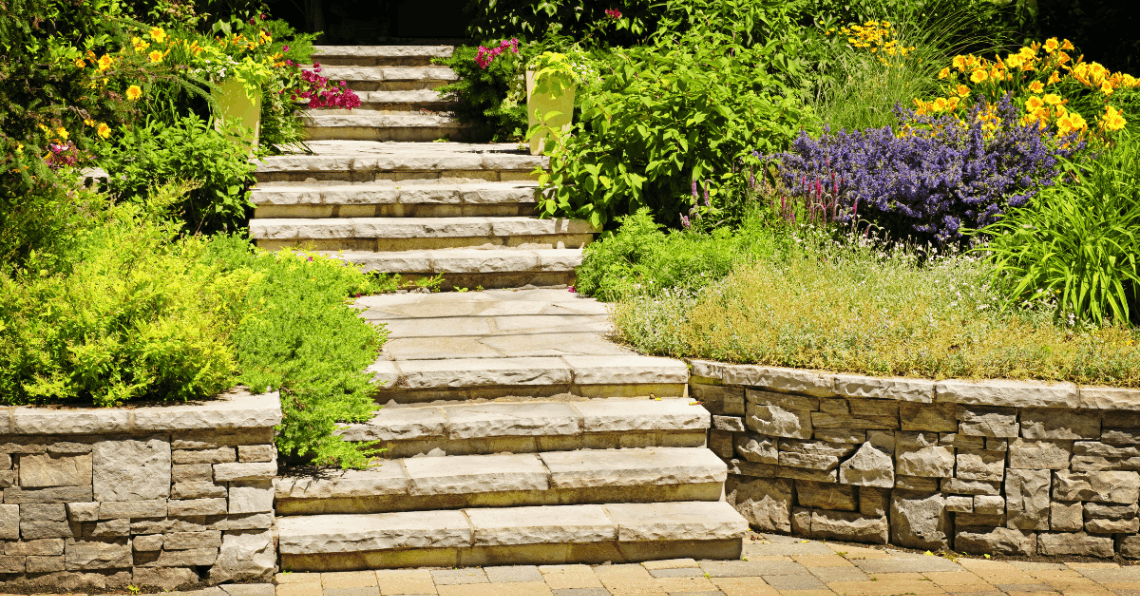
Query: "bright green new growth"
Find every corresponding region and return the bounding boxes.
[979,131,1140,326]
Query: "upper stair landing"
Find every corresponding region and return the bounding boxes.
[312,45,453,67]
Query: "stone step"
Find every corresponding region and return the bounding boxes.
[312,45,453,67]
[250,182,539,218]
[330,248,581,290]
[306,113,473,142]
[310,65,457,91]
[307,90,456,114]
[339,397,704,457]
[276,501,747,570]
[249,217,596,252]
[275,447,726,515]
[253,142,543,185]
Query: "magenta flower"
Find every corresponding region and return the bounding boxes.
[604,8,623,19]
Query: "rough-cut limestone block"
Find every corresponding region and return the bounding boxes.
[405,453,548,495]
[774,465,837,483]
[172,481,227,500]
[896,432,954,478]
[64,538,131,570]
[89,518,129,537]
[713,416,746,432]
[213,462,276,482]
[92,436,171,501]
[275,461,409,499]
[1005,469,1051,530]
[67,502,99,523]
[726,476,792,532]
[169,499,228,517]
[956,512,1005,527]
[337,406,447,442]
[4,539,65,556]
[6,485,92,504]
[941,478,1001,495]
[810,510,889,544]
[792,507,813,536]
[605,501,747,542]
[849,399,900,418]
[746,402,812,440]
[164,530,223,550]
[689,359,728,381]
[891,492,950,550]
[987,437,1009,452]
[446,402,581,439]
[974,495,1005,516]
[11,408,130,435]
[367,360,400,388]
[1080,386,1140,410]
[173,447,236,465]
[574,398,709,433]
[1051,501,1084,531]
[745,389,819,411]
[935,379,1078,408]
[277,510,472,555]
[19,453,92,488]
[780,438,857,457]
[132,567,199,590]
[133,389,283,431]
[1075,442,1140,457]
[778,452,838,472]
[945,496,973,513]
[564,354,688,385]
[839,443,895,488]
[940,433,985,450]
[1038,532,1114,557]
[895,476,937,492]
[229,482,274,514]
[137,548,219,567]
[1070,455,1140,471]
[209,529,275,583]
[542,447,726,488]
[99,500,167,519]
[1009,439,1072,470]
[956,450,1005,482]
[734,433,778,464]
[131,518,208,534]
[955,527,1036,555]
[820,398,849,414]
[467,504,614,545]
[811,412,897,430]
[860,487,890,517]
[725,366,836,398]
[1020,408,1100,439]
[956,407,1019,437]
[208,513,273,531]
[796,480,856,511]
[133,535,163,551]
[313,45,454,58]
[1053,470,1140,503]
[899,403,958,432]
[709,429,735,458]
[1121,536,1140,558]
[833,374,934,403]
[815,428,867,444]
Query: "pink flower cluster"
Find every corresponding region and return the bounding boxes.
[45,141,81,169]
[291,63,361,110]
[604,8,623,19]
[474,38,519,69]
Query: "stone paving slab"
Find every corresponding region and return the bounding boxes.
[266,533,1140,596]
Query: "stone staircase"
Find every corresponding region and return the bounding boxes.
[260,47,748,573]
[249,46,594,289]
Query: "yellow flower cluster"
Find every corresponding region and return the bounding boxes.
[829,20,915,65]
[919,38,1137,140]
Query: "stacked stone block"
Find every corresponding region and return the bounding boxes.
[0,389,281,590]
[692,360,1140,558]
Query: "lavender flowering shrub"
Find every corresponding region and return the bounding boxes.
[761,96,1081,244]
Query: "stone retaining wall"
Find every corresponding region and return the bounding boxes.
[0,389,281,591]
[690,360,1140,558]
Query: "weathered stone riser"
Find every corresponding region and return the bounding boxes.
[311,101,456,114]
[344,81,452,91]
[374,383,688,404]
[691,360,1140,559]
[278,482,721,516]
[256,234,593,253]
[254,170,539,185]
[281,539,742,571]
[306,125,475,142]
[314,57,439,67]
[378,271,573,291]
[254,203,536,219]
[355,430,706,459]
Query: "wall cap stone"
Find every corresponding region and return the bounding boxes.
[689,360,1136,411]
[4,387,282,436]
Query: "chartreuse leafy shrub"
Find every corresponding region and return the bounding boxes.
[203,238,388,468]
[978,130,1140,326]
[0,183,249,407]
[759,95,1079,245]
[538,31,813,229]
[435,39,528,141]
[610,229,1140,386]
[100,114,257,234]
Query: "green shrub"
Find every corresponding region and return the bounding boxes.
[203,239,389,468]
[434,42,529,142]
[538,31,815,229]
[978,131,1140,326]
[100,114,257,234]
[0,184,249,406]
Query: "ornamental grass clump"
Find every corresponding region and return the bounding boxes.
[761,95,1080,244]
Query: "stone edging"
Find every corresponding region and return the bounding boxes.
[0,387,282,436]
[690,360,1140,410]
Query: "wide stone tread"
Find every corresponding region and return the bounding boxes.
[308,90,455,113]
[276,448,724,501]
[255,146,546,175]
[338,397,709,443]
[250,182,538,208]
[249,217,596,241]
[308,65,458,83]
[276,501,747,555]
[329,248,582,275]
[313,46,454,59]
[306,113,465,129]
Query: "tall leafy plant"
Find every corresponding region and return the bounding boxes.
[978,131,1140,326]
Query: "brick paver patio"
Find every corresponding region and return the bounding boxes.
[265,533,1140,596]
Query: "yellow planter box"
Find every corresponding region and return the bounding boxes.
[526,70,575,155]
[211,78,262,154]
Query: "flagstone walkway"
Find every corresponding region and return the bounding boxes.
[261,533,1140,596]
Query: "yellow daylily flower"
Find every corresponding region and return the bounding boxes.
[97,123,112,139]
[126,85,142,101]
[970,69,988,84]
[148,50,163,63]
[1028,80,1044,93]
[150,27,167,43]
